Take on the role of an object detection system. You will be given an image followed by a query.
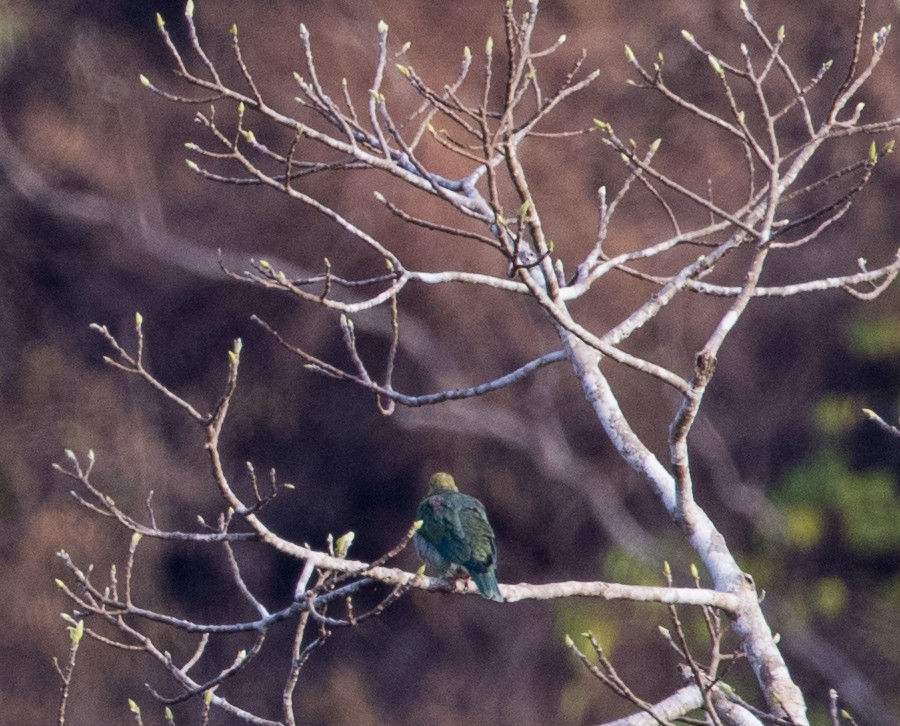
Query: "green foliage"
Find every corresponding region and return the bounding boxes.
[601,547,661,587]
[845,315,900,358]
[812,576,849,619]
[555,602,618,654]
[835,469,900,553]
[780,451,900,554]
[813,394,865,436]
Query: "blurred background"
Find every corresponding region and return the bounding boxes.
[0,0,898,724]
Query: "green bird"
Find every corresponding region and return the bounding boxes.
[414,472,504,602]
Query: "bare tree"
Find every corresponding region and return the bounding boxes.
[54,1,899,724]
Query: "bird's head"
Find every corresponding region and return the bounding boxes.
[428,471,458,494]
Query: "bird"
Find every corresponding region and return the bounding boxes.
[414,471,504,602]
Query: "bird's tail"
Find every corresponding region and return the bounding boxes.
[472,571,504,602]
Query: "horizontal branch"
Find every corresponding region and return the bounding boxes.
[681,251,900,297]
[497,579,739,610]
[254,314,568,405]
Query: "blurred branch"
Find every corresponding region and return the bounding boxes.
[862,408,900,439]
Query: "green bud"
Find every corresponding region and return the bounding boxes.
[299,23,308,37]
[624,45,635,63]
[228,350,237,366]
[164,707,174,721]
[650,138,661,151]
[884,140,895,154]
[464,46,471,60]
[139,74,151,88]
[335,531,355,556]
[185,0,194,19]
[413,519,424,531]
[135,311,143,327]
[680,30,694,44]
[231,23,238,37]
[708,55,725,78]
[156,13,165,29]
[186,159,200,172]
[777,25,785,42]
[869,140,878,164]
[486,36,494,54]
[378,19,388,33]
[259,259,271,270]
[131,532,142,547]
[70,619,84,646]
[662,561,671,577]
[128,698,140,714]
[564,634,574,648]
[204,689,213,704]
[55,578,65,589]
[373,191,386,203]
[395,64,410,77]
[690,563,699,579]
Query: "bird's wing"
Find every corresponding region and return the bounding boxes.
[448,495,497,574]
[417,492,497,573]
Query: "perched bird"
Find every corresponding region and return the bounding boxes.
[414,472,504,602]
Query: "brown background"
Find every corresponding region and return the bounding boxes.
[0,1,898,724]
